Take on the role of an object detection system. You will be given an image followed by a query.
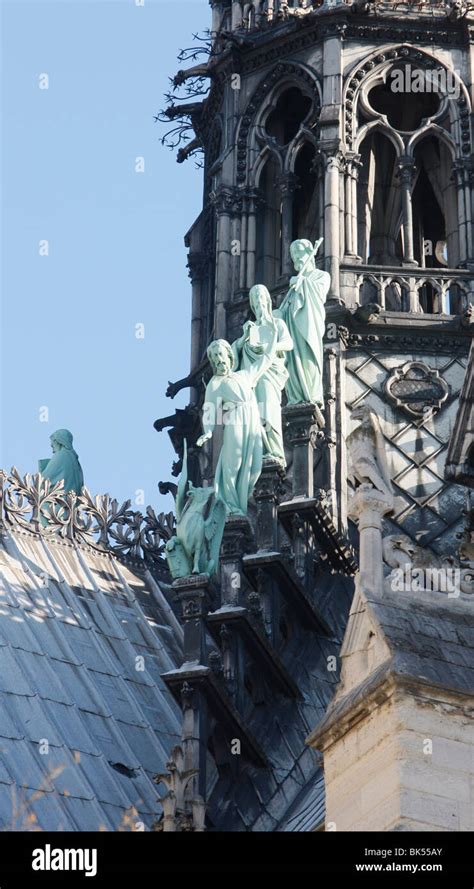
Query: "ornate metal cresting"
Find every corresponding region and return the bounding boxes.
[0,468,174,564]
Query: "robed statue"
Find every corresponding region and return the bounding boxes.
[276,237,330,407]
[197,319,278,516]
[232,284,293,466]
[165,441,227,579]
[39,429,84,494]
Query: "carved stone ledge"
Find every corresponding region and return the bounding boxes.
[220,514,253,558]
[172,575,212,664]
[220,515,254,607]
[162,665,268,768]
[283,403,325,498]
[253,459,286,552]
[206,605,301,699]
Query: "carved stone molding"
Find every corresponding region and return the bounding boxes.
[153,745,205,833]
[283,402,325,498]
[253,459,286,503]
[236,61,321,184]
[385,361,450,419]
[283,402,324,446]
[210,186,244,216]
[187,251,209,282]
[220,514,253,558]
[340,330,470,353]
[344,44,471,153]
[348,483,394,529]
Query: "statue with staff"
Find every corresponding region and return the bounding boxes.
[276,237,330,408]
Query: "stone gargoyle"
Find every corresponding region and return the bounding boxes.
[165,441,227,579]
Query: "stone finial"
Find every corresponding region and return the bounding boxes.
[153,745,205,833]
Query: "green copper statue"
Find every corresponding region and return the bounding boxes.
[276,238,330,407]
[197,322,278,515]
[165,441,226,579]
[232,284,293,466]
[39,429,84,494]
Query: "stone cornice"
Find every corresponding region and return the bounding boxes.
[326,305,473,351]
[307,664,474,752]
[209,12,468,87]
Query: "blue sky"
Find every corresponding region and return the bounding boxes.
[1,0,209,513]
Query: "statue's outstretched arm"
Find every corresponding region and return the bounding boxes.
[197,384,217,448]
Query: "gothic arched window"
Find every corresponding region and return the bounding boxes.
[256,153,282,288]
[357,131,402,267]
[292,141,319,243]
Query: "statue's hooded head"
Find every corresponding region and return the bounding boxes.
[207,340,234,376]
[50,429,79,458]
[290,238,315,272]
[249,284,272,322]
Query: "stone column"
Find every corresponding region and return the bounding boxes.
[397,157,417,267]
[181,681,208,802]
[211,186,242,338]
[245,186,261,290]
[172,576,211,802]
[283,403,324,499]
[279,172,299,278]
[218,515,253,710]
[348,484,394,595]
[187,250,206,398]
[344,153,361,260]
[453,159,473,266]
[232,0,243,28]
[209,0,222,35]
[239,208,248,290]
[253,458,286,552]
[322,347,338,525]
[324,152,343,303]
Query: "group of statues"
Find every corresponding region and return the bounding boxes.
[32,239,330,582]
[166,237,330,580]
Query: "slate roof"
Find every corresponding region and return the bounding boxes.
[310,584,474,745]
[368,585,474,698]
[0,526,184,831]
[0,522,356,833]
[206,570,355,831]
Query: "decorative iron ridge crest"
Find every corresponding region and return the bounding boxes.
[0,468,175,565]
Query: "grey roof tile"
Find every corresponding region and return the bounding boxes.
[0,530,183,830]
[6,694,64,746]
[278,770,325,832]
[0,647,34,696]
[119,722,170,773]
[41,701,101,755]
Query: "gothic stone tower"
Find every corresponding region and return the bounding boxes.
[180,0,473,539]
[159,0,474,832]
